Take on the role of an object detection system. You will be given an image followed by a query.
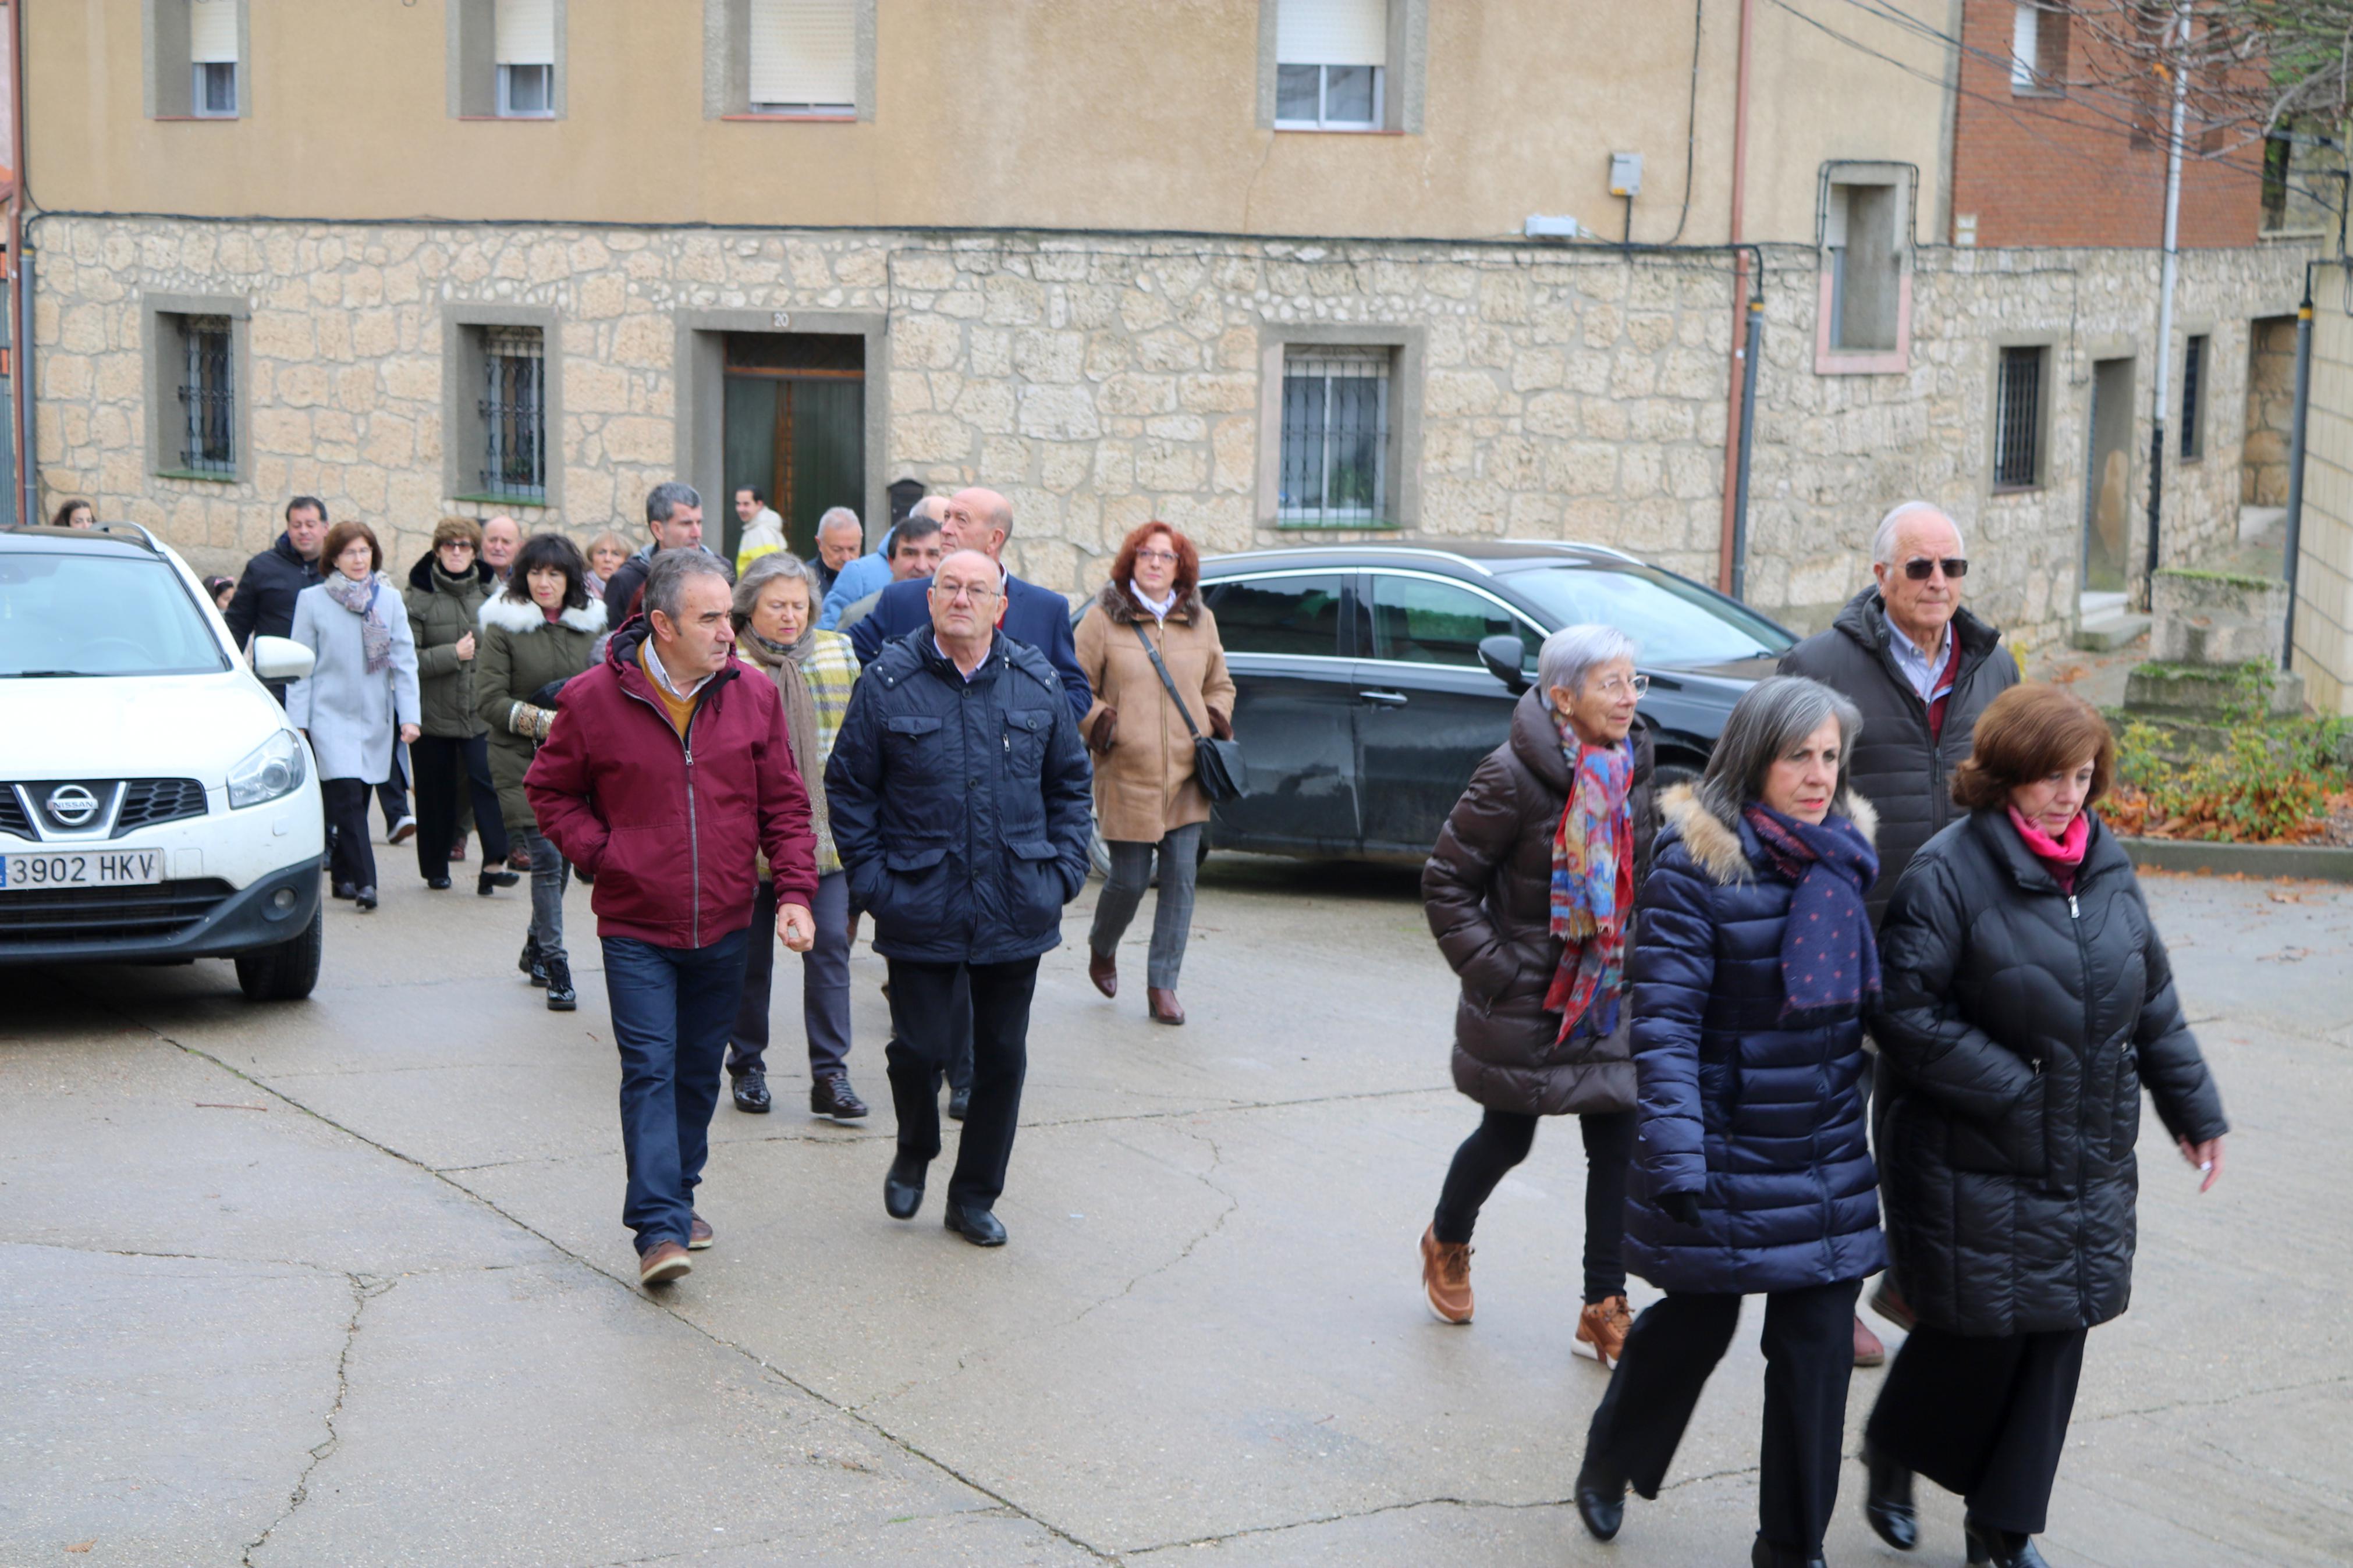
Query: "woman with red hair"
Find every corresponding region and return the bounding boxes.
[1073,521,1236,1024]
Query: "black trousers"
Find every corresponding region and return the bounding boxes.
[1866,1322,2087,1536]
[375,750,408,834]
[885,957,1037,1210]
[321,777,379,893]
[1431,1107,1635,1303]
[1588,1277,1862,1555]
[410,734,509,880]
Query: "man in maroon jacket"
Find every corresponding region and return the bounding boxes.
[527,552,818,1288]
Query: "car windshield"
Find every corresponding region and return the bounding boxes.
[0,550,230,677]
[1500,564,1793,665]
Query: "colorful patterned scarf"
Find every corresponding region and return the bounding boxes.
[1742,801,1882,1023]
[322,571,392,675]
[1545,730,1637,1044]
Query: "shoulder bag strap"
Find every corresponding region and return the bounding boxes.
[1131,620,1203,741]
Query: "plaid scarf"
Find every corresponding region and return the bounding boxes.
[1742,802,1882,1023]
[1545,731,1636,1044]
[322,572,392,674]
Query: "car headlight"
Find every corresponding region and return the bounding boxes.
[228,731,307,809]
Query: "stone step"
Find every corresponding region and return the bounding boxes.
[2073,611,2150,652]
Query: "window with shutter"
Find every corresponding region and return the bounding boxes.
[749,0,856,115]
[495,0,555,115]
[190,0,239,118]
[1276,0,1386,129]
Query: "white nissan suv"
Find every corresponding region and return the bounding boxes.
[0,522,327,998]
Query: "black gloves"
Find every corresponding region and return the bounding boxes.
[528,676,572,709]
[1658,1191,1703,1229]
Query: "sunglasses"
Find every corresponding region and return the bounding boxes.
[1901,557,1967,581]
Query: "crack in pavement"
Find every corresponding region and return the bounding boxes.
[1068,1123,1240,1330]
[240,1270,394,1567]
[2077,1370,2352,1425]
[96,994,1123,1565]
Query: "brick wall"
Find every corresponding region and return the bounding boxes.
[1951,0,2262,249]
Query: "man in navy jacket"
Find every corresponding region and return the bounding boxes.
[849,488,1091,723]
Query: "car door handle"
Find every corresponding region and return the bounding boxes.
[1357,690,1410,706]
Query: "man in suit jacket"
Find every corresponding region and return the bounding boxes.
[850,488,1091,723]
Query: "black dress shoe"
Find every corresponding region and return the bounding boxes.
[332,881,357,901]
[811,1074,869,1121]
[943,1202,1006,1246]
[543,955,577,1012]
[1864,1441,1918,1551]
[1750,1538,1826,1568]
[1574,1448,1627,1542]
[425,874,452,891]
[354,886,378,911]
[1965,1519,2050,1568]
[884,1153,927,1219]
[478,867,519,895]
[947,1085,970,1121]
[732,1069,772,1114]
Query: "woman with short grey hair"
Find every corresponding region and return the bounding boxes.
[1575,674,1884,1568]
[1418,624,1657,1367]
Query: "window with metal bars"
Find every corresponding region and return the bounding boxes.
[178,317,235,477]
[1280,348,1390,526]
[1993,346,2044,490]
[2180,333,2207,460]
[479,326,546,502]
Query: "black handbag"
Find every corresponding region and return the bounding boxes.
[1133,621,1244,802]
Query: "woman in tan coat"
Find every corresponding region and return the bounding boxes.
[1074,521,1236,1025]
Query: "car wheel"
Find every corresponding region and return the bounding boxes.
[235,899,324,1001]
[1653,760,1702,795]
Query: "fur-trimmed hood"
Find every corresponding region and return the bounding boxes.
[1658,781,1879,885]
[478,592,607,637]
[1094,578,1205,626]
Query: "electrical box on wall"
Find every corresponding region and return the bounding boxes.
[1608,153,1643,197]
[1524,214,1582,240]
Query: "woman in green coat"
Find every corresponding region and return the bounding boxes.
[475,532,607,1011]
[403,516,519,894]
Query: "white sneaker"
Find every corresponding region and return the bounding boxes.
[388,813,417,845]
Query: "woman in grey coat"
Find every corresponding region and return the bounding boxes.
[286,520,420,911]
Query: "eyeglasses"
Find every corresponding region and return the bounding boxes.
[929,581,1002,603]
[1901,557,1968,581]
[438,540,476,554]
[1594,674,1651,698]
[1134,549,1179,565]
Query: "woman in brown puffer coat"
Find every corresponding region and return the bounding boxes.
[1418,625,1658,1364]
[1074,521,1236,1026]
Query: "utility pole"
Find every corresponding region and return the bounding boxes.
[2140,0,2191,611]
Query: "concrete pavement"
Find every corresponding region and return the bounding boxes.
[3,856,2348,1566]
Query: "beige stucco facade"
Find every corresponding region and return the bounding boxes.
[31,0,1949,247]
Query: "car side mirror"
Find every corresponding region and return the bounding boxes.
[251,635,316,684]
[1478,634,1531,695]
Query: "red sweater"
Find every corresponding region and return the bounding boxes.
[526,620,818,948]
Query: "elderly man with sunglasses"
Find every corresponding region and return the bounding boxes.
[1778,499,2017,1367]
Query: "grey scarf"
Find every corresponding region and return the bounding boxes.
[322,572,392,674]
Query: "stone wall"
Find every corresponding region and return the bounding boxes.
[29,215,2311,655]
[2244,313,2299,507]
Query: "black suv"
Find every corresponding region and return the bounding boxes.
[1193,542,1795,863]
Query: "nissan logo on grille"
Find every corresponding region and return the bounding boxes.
[42,784,102,829]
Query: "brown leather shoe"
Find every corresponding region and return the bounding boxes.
[638,1240,691,1286]
[1575,1294,1634,1367]
[1088,948,1118,998]
[1419,1223,1473,1324]
[1853,1312,1886,1367]
[687,1214,713,1250]
[1147,986,1184,1025]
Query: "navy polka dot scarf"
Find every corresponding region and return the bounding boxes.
[1743,801,1881,1024]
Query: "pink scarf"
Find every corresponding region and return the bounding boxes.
[2007,805,2089,892]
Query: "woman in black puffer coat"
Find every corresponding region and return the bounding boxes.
[1576,676,1886,1568]
[1418,627,1658,1360]
[1860,685,2227,1568]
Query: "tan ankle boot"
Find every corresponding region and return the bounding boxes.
[1419,1224,1474,1324]
[1575,1294,1634,1367]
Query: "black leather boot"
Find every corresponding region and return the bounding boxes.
[1864,1440,1918,1550]
[1750,1538,1827,1568]
[1574,1448,1627,1542]
[1965,1519,2050,1568]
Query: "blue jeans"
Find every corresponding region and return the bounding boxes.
[601,926,751,1254]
